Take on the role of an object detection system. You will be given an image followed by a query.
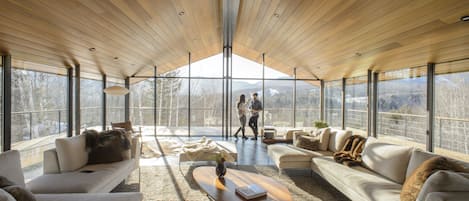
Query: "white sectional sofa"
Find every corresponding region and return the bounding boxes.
[0,150,143,201]
[267,129,469,201]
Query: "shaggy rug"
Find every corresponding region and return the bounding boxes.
[113,165,350,201]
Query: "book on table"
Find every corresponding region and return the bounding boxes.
[235,184,267,199]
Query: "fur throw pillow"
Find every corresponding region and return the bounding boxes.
[333,135,366,167]
[295,135,320,151]
[0,176,36,201]
[401,156,467,201]
[83,129,131,164]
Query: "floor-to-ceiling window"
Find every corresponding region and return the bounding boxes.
[434,59,469,161]
[190,54,223,136]
[106,80,125,127]
[345,76,368,135]
[295,80,320,128]
[130,78,155,130]
[80,78,103,131]
[11,67,67,180]
[377,67,427,149]
[325,80,342,128]
[0,59,2,152]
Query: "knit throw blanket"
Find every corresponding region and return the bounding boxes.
[333,135,367,167]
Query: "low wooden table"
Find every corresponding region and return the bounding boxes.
[193,166,292,201]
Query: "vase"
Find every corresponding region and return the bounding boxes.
[215,161,226,179]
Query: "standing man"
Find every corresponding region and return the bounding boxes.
[248,93,263,140]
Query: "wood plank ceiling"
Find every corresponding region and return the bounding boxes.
[0,0,468,81]
[234,0,469,80]
[0,0,221,81]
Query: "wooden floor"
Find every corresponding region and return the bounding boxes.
[140,135,276,167]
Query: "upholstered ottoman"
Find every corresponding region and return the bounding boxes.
[267,144,332,174]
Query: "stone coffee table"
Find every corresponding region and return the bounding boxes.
[193,166,292,201]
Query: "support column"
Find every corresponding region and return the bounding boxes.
[320,80,325,121]
[372,72,378,137]
[74,65,81,136]
[102,74,107,131]
[262,53,265,128]
[67,68,73,137]
[187,52,188,137]
[427,63,435,152]
[367,70,372,136]
[125,77,130,122]
[154,66,157,137]
[341,78,346,130]
[293,68,297,128]
[2,55,11,151]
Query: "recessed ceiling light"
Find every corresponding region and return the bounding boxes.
[273,13,280,18]
[178,11,185,16]
[461,15,469,22]
[355,52,362,56]
[114,57,119,60]
[89,48,96,52]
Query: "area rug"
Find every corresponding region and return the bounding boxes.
[113,165,350,201]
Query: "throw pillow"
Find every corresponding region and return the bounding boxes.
[0,188,16,201]
[86,129,131,164]
[327,129,352,152]
[295,135,320,151]
[55,134,88,172]
[417,170,469,201]
[0,176,35,201]
[361,138,413,184]
[401,156,467,201]
[3,185,36,201]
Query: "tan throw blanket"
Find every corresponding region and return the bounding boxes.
[333,135,366,167]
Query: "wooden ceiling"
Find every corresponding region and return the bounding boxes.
[235,0,469,80]
[0,0,221,80]
[0,0,468,81]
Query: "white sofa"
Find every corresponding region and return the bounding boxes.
[27,134,141,194]
[0,150,143,201]
[311,137,469,201]
[267,128,351,172]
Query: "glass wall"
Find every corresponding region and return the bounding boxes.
[0,59,2,152]
[156,77,188,136]
[11,68,67,180]
[190,79,223,136]
[106,81,125,127]
[345,76,368,135]
[80,78,103,131]
[434,59,469,161]
[130,78,155,127]
[264,80,294,131]
[325,80,342,127]
[377,67,427,148]
[295,81,320,128]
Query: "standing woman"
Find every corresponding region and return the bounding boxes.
[234,94,248,139]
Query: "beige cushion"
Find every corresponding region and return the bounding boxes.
[27,159,135,194]
[0,150,26,188]
[406,149,469,179]
[314,128,331,151]
[312,156,401,201]
[417,171,469,201]
[362,137,413,184]
[267,144,332,169]
[327,129,352,152]
[0,188,16,201]
[55,135,88,172]
[294,135,320,151]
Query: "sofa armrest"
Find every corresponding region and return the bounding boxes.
[292,131,310,145]
[43,148,60,174]
[35,192,143,201]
